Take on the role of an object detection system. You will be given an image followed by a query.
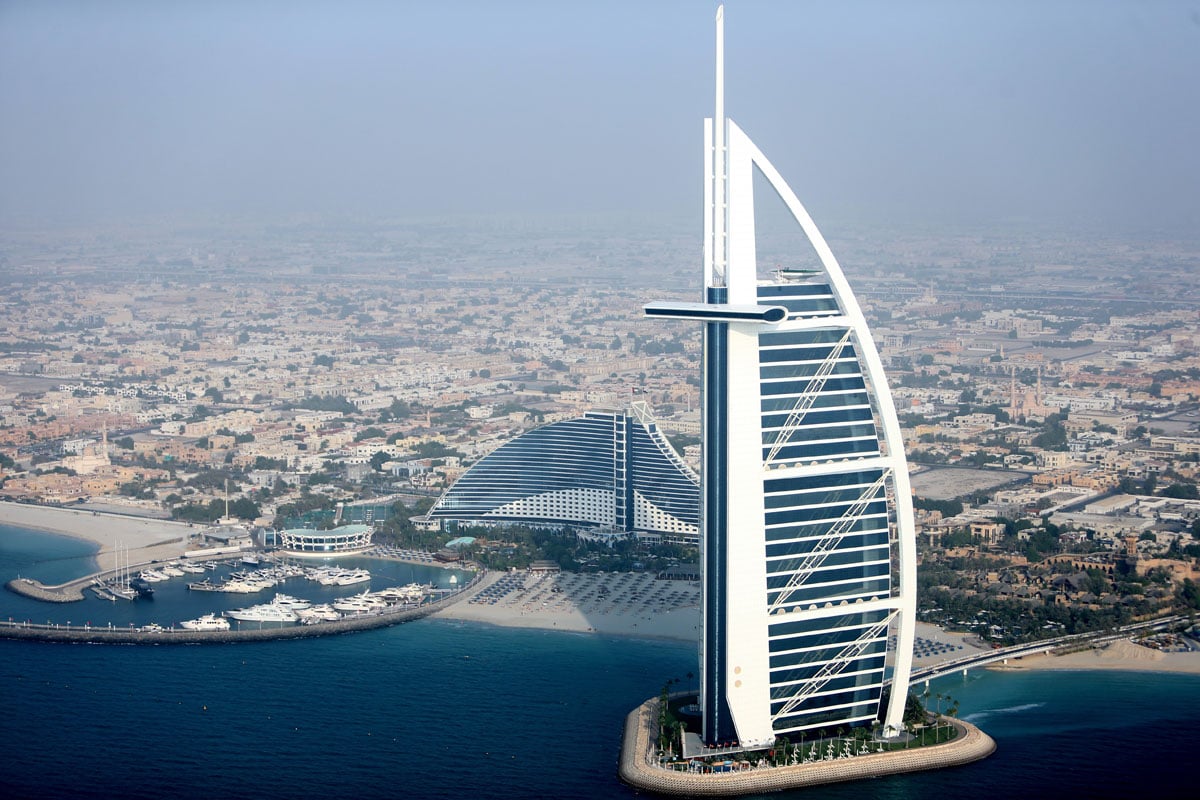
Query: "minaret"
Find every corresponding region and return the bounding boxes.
[1010,365,1017,419]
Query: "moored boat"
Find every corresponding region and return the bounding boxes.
[180,613,230,631]
[224,602,298,623]
[187,578,220,591]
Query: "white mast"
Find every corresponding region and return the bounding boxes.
[712,5,727,287]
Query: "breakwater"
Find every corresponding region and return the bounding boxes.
[618,694,996,796]
[0,569,484,645]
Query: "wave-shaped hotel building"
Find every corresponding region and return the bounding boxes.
[645,6,917,749]
[428,405,700,544]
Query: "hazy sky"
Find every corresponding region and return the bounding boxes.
[2,0,1198,233]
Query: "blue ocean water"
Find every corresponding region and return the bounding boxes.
[1,526,1198,799]
[0,522,100,585]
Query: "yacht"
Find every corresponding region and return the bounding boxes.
[138,569,169,582]
[180,613,231,631]
[178,562,206,574]
[295,604,342,624]
[271,593,311,610]
[333,591,388,614]
[335,569,371,586]
[376,584,427,604]
[219,580,262,594]
[224,602,299,623]
[187,578,219,591]
[162,564,186,577]
[129,577,155,597]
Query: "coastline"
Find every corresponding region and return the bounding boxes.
[993,637,1200,676]
[433,569,703,641]
[435,569,1200,677]
[3,505,1198,677]
[0,500,191,571]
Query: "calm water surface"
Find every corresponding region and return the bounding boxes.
[0,526,1196,799]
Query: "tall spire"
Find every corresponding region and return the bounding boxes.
[711,5,727,287]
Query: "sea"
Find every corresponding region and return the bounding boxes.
[1,523,1197,799]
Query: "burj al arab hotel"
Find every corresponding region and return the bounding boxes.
[646,6,917,748]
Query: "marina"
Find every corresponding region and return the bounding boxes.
[2,541,474,642]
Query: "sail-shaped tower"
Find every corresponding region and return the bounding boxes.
[646,6,917,748]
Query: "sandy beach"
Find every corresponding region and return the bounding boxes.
[0,501,191,572]
[435,569,703,640]
[437,568,1200,676]
[993,637,1200,675]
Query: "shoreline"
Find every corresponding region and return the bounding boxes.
[992,637,1200,676]
[1,500,194,571]
[5,505,1199,675]
[436,570,1200,676]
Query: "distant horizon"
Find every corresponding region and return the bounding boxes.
[2,1,1199,235]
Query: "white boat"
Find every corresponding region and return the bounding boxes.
[162,564,186,577]
[335,569,371,586]
[222,582,268,594]
[178,562,206,574]
[272,593,311,610]
[376,584,427,604]
[224,602,299,623]
[138,569,169,582]
[333,591,388,613]
[296,604,342,624]
[180,613,231,631]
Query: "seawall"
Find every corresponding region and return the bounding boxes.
[618,695,996,796]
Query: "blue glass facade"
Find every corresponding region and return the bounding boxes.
[429,411,699,541]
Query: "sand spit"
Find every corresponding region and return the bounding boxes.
[1,501,192,571]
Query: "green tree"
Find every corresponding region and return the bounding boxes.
[355,427,387,441]
[1160,482,1199,500]
[228,497,260,520]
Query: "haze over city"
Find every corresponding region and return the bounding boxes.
[2,2,1200,797]
[2,0,1199,233]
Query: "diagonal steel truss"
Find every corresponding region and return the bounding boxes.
[771,609,897,722]
[767,469,891,615]
[763,329,854,467]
